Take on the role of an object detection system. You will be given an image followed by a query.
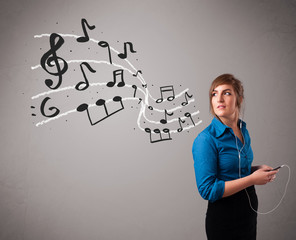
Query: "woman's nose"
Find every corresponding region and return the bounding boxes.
[217,94,224,102]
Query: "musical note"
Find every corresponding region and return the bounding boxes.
[76,96,124,126]
[160,109,174,124]
[40,33,68,89]
[133,70,142,77]
[75,62,96,91]
[156,85,175,103]
[177,117,186,132]
[40,97,60,118]
[118,42,137,59]
[184,112,195,126]
[181,92,193,106]
[145,128,172,143]
[142,84,147,88]
[77,18,96,43]
[148,106,153,110]
[138,98,142,104]
[107,69,125,87]
[98,41,112,64]
[132,85,137,97]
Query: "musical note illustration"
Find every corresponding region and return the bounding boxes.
[40,97,60,118]
[181,92,193,106]
[40,33,68,89]
[107,69,125,87]
[32,25,203,143]
[118,42,137,59]
[77,18,96,43]
[156,85,175,103]
[98,41,112,64]
[76,96,124,126]
[145,128,172,143]
[133,70,142,77]
[160,109,174,124]
[177,117,186,132]
[132,85,137,97]
[75,62,96,91]
[184,112,195,126]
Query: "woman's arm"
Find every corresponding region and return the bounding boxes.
[222,166,278,198]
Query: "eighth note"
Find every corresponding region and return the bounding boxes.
[145,128,172,143]
[77,18,96,43]
[118,42,137,59]
[181,92,193,106]
[107,69,125,87]
[177,117,186,132]
[156,85,175,103]
[160,109,174,124]
[76,96,124,126]
[75,62,96,91]
[98,41,112,64]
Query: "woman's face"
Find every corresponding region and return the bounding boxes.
[211,84,239,122]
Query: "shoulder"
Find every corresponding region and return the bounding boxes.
[192,123,217,150]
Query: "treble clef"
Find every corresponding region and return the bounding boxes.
[40,33,68,89]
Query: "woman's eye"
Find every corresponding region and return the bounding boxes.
[224,92,231,95]
[212,92,217,96]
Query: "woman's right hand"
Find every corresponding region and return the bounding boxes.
[250,166,278,185]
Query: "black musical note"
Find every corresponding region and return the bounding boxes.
[133,70,142,77]
[148,106,153,110]
[40,97,60,118]
[118,42,137,59]
[138,98,142,104]
[181,92,193,106]
[160,109,174,124]
[132,85,137,97]
[40,33,68,89]
[77,18,96,43]
[184,112,195,126]
[156,86,175,103]
[76,96,124,126]
[98,41,112,64]
[107,69,125,87]
[142,84,147,88]
[177,117,186,132]
[145,128,172,143]
[75,62,96,91]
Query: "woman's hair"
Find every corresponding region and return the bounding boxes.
[209,73,244,116]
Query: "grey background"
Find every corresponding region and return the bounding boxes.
[1,0,296,239]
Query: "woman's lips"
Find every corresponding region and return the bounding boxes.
[217,105,225,109]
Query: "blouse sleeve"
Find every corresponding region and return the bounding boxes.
[192,132,225,202]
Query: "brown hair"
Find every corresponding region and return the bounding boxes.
[209,74,244,116]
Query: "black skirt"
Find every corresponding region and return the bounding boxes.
[206,186,258,240]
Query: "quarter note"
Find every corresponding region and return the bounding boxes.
[181,92,193,106]
[77,18,96,43]
[132,85,137,97]
[76,96,124,126]
[107,69,125,87]
[145,128,172,143]
[156,85,175,103]
[40,33,68,89]
[184,112,195,126]
[98,41,112,64]
[75,62,96,91]
[118,42,137,59]
[142,84,147,88]
[160,109,174,124]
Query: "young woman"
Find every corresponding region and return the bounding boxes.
[192,74,278,240]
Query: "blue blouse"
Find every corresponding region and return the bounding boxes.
[192,117,253,202]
